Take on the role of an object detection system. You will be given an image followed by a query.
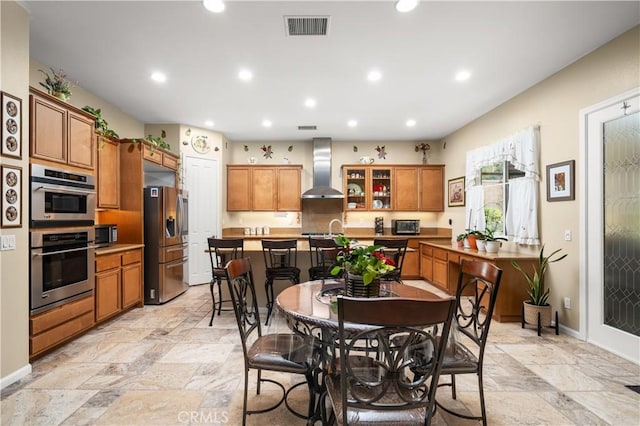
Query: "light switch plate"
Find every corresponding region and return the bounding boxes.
[1,235,16,251]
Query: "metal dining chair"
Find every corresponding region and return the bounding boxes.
[225,258,318,426]
[372,238,408,283]
[308,236,342,281]
[262,239,301,325]
[324,295,456,425]
[206,237,243,326]
[436,259,503,426]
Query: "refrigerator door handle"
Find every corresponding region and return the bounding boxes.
[177,194,183,238]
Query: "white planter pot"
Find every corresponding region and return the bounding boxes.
[476,239,486,251]
[485,241,501,253]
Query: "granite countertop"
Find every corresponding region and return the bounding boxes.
[95,243,145,255]
[419,241,537,260]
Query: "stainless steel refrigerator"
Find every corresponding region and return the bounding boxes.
[144,186,189,304]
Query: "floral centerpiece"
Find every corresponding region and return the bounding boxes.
[331,236,396,297]
[415,142,431,164]
[39,68,73,101]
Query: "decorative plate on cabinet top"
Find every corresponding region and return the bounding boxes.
[191,135,210,154]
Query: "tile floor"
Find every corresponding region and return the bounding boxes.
[2,281,639,425]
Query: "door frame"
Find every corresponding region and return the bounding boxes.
[579,87,639,362]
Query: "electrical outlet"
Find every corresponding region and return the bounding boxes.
[564,229,572,241]
[1,235,16,251]
[564,297,571,309]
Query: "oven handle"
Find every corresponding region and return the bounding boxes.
[32,246,96,257]
[35,185,96,196]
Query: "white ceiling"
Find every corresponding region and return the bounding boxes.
[23,1,639,142]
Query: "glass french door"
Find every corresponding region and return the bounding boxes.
[585,90,640,363]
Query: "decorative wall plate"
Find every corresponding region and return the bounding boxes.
[191,135,210,154]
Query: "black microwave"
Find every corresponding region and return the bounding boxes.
[391,219,420,235]
[95,224,118,247]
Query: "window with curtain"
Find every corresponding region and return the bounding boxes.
[465,127,540,245]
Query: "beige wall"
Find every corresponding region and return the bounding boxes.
[1,1,31,385]
[29,60,144,139]
[439,25,640,332]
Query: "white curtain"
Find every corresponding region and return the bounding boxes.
[505,178,540,244]
[465,126,540,245]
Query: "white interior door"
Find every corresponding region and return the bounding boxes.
[185,156,220,285]
[583,89,639,363]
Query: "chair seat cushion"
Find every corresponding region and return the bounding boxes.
[266,267,301,280]
[247,333,313,374]
[442,341,478,373]
[325,374,427,425]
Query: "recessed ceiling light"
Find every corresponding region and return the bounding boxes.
[150,72,167,83]
[203,0,225,13]
[395,0,419,13]
[238,69,253,81]
[406,119,416,127]
[347,119,358,128]
[455,70,472,81]
[262,119,272,128]
[304,98,317,108]
[367,69,382,82]
[205,120,214,127]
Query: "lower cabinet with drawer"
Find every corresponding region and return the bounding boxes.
[30,294,95,360]
[95,248,143,322]
[419,242,537,322]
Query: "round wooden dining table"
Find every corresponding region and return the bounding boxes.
[276,279,445,424]
[276,278,443,334]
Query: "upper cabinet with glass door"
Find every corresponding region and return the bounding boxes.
[344,166,368,210]
[342,165,393,211]
[371,167,392,211]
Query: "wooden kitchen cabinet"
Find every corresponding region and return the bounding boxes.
[97,135,120,209]
[418,242,537,322]
[420,244,433,282]
[342,165,444,212]
[419,166,444,211]
[394,167,420,211]
[143,143,179,171]
[401,239,421,279]
[226,165,302,211]
[342,166,392,211]
[29,294,95,360]
[30,87,95,170]
[95,248,143,323]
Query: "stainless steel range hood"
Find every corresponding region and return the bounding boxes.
[301,138,344,199]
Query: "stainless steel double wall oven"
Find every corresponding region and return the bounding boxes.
[30,165,96,314]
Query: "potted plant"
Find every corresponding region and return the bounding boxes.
[331,235,396,297]
[475,231,487,251]
[512,246,567,327]
[456,233,466,248]
[39,68,73,101]
[483,228,508,253]
[464,229,483,250]
[82,106,120,139]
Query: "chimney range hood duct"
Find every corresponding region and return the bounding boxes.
[301,138,344,199]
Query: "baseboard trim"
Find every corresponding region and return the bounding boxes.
[558,324,584,340]
[1,363,32,390]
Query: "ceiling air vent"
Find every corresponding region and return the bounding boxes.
[285,16,330,37]
[298,125,317,131]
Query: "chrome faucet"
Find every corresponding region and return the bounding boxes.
[328,219,343,236]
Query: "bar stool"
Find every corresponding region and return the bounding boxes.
[262,239,300,325]
[207,237,244,326]
[308,236,341,280]
[373,238,408,283]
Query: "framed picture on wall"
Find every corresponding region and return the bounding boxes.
[546,160,575,201]
[1,164,22,228]
[1,91,22,159]
[448,176,465,207]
